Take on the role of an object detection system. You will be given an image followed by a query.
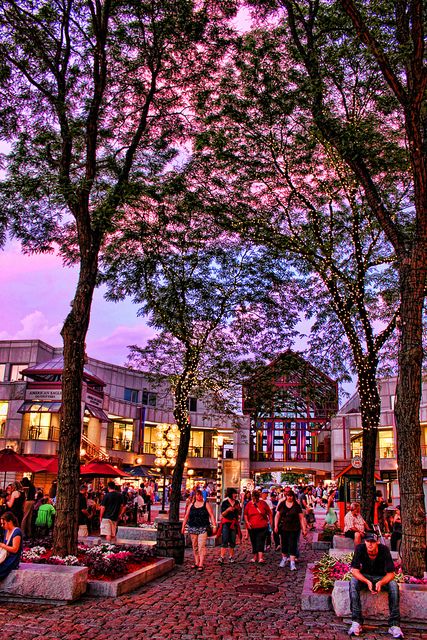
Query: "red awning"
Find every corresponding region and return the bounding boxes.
[80,460,131,478]
[335,463,381,481]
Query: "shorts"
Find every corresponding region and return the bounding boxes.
[100,518,118,538]
[78,525,89,537]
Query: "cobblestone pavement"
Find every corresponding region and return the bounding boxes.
[1,533,426,640]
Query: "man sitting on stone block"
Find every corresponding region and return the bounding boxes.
[348,532,403,638]
[344,502,369,546]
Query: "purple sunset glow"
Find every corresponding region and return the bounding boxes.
[1,240,154,365]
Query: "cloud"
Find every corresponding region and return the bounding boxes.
[0,310,63,345]
[87,322,156,365]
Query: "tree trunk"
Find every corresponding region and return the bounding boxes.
[356,359,381,524]
[168,350,198,522]
[394,256,427,577]
[53,252,98,556]
[169,425,191,523]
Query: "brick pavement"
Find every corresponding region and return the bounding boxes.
[1,532,426,640]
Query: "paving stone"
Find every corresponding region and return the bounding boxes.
[0,530,426,640]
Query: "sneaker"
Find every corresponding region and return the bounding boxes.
[218,557,224,564]
[279,557,289,568]
[348,621,362,637]
[290,561,296,571]
[388,627,404,639]
[229,557,235,563]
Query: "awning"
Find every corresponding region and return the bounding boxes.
[123,464,154,478]
[84,404,110,422]
[17,401,62,414]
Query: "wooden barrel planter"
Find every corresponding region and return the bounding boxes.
[156,521,185,565]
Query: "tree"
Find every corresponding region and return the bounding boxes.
[101,175,299,521]
[0,0,235,555]
[192,23,399,521]
[244,0,426,577]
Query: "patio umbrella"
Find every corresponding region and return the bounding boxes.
[0,448,46,487]
[25,456,59,474]
[80,460,131,478]
[127,465,154,478]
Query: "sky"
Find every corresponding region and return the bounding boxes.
[1,240,154,365]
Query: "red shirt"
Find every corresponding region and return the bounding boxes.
[244,500,271,529]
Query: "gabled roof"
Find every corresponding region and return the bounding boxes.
[22,357,105,387]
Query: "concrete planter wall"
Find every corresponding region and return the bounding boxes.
[0,564,88,603]
[312,532,332,551]
[87,558,175,597]
[332,580,427,622]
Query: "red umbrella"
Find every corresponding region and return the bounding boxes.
[80,460,131,478]
[25,456,59,474]
[0,448,46,473]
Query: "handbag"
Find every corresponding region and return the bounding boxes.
[0,526,17,563]
[206,524,213,537]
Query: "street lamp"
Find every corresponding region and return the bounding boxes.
[154,423,179,515]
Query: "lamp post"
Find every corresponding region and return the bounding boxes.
[154,423,179,515]
[216,435,224,520]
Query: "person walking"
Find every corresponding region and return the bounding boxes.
[6,481,26,527]
[99,481,126,542]
[244,490,272,564]
[348,532,403,638]
[275,489,307,571]
[181,488,216,571]
[218,487,241,564]
[20,477,36,538]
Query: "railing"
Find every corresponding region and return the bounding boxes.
[351,445,427,459]
[251,451,330,463]
[23,425,60,442]
[106,438,134,453]
[81,434,110,461]
[143,442,216,458]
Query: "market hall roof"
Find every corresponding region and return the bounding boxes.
[21,356,106,387]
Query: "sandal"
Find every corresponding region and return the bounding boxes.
[192,565,198,569]
[258,559,266,564]
[197,566,204,571]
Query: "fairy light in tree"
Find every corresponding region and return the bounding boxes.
[154,423,180,514]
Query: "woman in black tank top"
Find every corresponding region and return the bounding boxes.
[181,489,216,571]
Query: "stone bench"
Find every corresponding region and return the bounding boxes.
[0,563,88,603]
[117,526,157,541]
[332,580,427,622]
[80,535,157,548]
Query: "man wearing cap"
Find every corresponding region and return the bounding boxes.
[348,532,403,638]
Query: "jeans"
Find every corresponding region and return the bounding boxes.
[221,522,237,548]
[349,576,400,627]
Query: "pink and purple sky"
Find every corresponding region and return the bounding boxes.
[1,240,154,365]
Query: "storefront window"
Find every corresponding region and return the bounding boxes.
[0,401,8,437]
[0,365,6,382]
[378,429,395,458]
[108,421,134,451]
[22,412,60,441]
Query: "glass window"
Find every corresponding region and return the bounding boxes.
[10,364,28,382]
[379,430,394,458]
[0,365,6,382]
[0,401,8,436]
[124,388,138,403]
[22,411,60,441]
[188,397,197,412]
[142,390,157,407]
[109,421,134,451]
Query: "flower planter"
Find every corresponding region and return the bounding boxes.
[86,557,175,597]
[301,564,333,611]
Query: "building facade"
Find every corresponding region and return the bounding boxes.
[0,340,248,485]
